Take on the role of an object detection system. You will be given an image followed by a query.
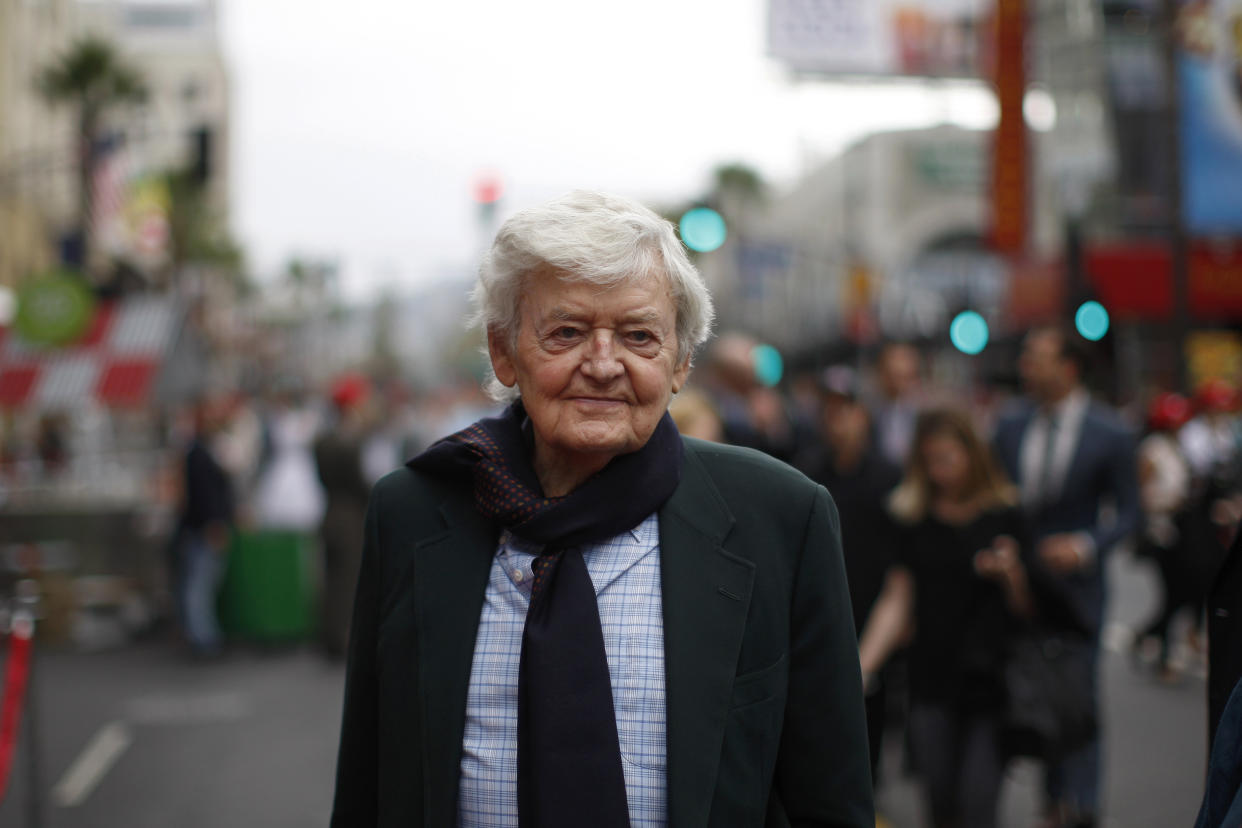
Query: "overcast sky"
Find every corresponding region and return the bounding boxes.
[218,0,996,302]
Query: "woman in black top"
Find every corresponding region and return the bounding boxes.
[860,408,1034,828]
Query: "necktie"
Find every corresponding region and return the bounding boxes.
[517,546,630,828]
[1035,413,1060,511]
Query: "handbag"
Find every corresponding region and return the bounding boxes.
[1001,629,1097,762]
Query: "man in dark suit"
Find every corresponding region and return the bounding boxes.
[330,191,872,827]
[1199,522,1242,828]
[1195,529,1242,828]
[1208,528,1242,747]
[993,326,1140,828]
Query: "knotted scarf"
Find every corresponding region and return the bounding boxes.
[408,400,683,827]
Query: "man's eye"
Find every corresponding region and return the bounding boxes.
[553,327,580,339]
[626,330,653,344]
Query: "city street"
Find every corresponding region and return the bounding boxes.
[0,550,1212,828]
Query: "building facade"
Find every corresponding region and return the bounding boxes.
[701,124,1059,355]
[0,0,230,290]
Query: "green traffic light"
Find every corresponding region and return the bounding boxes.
[950,311,989,355]
[679,208,727,253]
[752,344,783,387]
[1075,301,1110,341]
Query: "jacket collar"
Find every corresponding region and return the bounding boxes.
[412,438,753,826]
[414,492,497,825]
[659,439,754,826]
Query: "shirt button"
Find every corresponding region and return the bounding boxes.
[512,569,525,583]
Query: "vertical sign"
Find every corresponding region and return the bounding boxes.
[989,0,1028,253]
[1176,0,1242,235]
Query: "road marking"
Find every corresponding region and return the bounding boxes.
[124,692,252,725]
[52,721,133,808]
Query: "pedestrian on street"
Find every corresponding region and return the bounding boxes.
[859,407,1035,828]
[176,396,235,658]
[314,374,374,660]
[869,341,925,469]
[330,190,873,827]
[1181,379,1242,653]
[804,364,902,788]
[992,326,1141,828]
[1208,521,1242,750]
[1132,392,1198,679]
[1196,675,1242,828]
[1196,512,1242,827]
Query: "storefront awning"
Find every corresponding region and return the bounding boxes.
[0,296,180,411]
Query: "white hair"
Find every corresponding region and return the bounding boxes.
[472,190,715,402]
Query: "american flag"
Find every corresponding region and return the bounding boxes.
[89,133,131,258]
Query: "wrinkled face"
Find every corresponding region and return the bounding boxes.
[489,268,690,484]
[922,431,971,495]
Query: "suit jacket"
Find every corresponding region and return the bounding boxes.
[330,437,874,827]
[993,399,1140,632]
[1196,674,1242,828]
[1209,530,1242,748]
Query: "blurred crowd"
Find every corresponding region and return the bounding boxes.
[163,374,493,658]
[155,324,1241,828]
[668,328,1240,828]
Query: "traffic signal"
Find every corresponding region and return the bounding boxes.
[679,207,727,253]
[950,310,989,355]
[752,343,783,386]
[474,173,503,225]
[1075,301,1110,341]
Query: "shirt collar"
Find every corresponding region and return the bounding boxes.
[497,514,659,597]
[1043,387,1089,424]
[497,521,649,556]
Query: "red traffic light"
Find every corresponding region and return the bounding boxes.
[474,174,504,205]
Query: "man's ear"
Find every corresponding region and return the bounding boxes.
[671,356,691,395]
[488,329,518,388]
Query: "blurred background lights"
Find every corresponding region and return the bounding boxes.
[1076,301,1110,341]
[1023,87,1057,132]
[679,207,727,253]
[0,286,14,326]
[950,311,989,355]
[752,343,784,387]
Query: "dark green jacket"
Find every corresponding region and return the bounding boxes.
[330,437,874,827]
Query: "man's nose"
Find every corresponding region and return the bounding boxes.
[581,330,624,381]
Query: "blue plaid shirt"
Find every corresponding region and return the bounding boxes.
[458,513,667,827]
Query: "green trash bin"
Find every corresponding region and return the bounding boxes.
[218,530,318,642]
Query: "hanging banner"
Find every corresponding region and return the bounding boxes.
[989,0,1028,253]
[768,0,986,77]
[1178,0,1242,234]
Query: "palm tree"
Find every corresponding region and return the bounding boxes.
[36,36,147,277]
[711,162,766,222]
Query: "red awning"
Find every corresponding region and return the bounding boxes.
[0,296,180,411]
[1085,240,1242,321]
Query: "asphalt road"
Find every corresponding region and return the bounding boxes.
[0,549,1211,828]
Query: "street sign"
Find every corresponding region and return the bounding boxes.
[14,272,95,347]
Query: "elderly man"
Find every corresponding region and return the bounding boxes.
[330,191,872,827]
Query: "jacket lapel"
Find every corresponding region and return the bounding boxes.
[414,491,497,825]
[660,441,754,827]
[1053,409,1096,507]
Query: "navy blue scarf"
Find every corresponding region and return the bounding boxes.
[409,400,682,827]
[408,400,683,548]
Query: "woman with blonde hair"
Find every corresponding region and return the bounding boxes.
[859,407,1034,828]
